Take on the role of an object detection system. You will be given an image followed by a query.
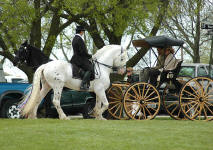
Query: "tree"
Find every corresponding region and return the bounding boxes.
[126,0,169,67]
[0,0,166,82]
[0,0,73,82]
[162,0,213,63]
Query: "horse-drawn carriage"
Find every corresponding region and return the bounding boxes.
[106,36,213,121]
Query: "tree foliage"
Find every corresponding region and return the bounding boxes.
[162,0,213,63]
[0,0,166,82]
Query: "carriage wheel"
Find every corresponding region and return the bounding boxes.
[162,76,192,120]
[123,82,161,120]
[179,77,213,121]
[106,83,129,120]
[176,76,193,84]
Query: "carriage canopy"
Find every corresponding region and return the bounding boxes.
[132,36,184,48]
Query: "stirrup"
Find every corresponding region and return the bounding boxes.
[80,83,89,90]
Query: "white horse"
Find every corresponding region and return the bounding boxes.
[20,45,128,120]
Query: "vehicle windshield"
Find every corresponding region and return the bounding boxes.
[206,66,213,78]
[179,66,195,78]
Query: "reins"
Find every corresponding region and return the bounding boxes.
[93,59,117,70]
[92,46,125,71]
[91,46,126,78]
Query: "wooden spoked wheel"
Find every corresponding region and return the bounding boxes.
[176,76,193,84]
[162,76,192,120]
[123,82,161,120]
[179,77,213,121]
[162,86,184,120]
[106,83,129,120]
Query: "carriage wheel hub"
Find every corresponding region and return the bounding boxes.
[140,99,144,104]
[199,97,204,102]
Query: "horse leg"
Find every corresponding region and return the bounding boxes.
[28,81,51,119]
[94,89,109,120]
[98,95,109,120]
[91,95,101,118]
[52,86,69,120]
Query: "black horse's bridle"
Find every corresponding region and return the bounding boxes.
[17,46,28,63]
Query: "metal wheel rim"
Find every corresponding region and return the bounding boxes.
[7,105,21,119]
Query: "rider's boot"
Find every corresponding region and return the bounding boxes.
[80,71,91,90]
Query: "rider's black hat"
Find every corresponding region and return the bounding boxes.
[76,26,85,32]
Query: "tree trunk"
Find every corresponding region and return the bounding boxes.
[193,0,201,63]
[30,0,41,49]
[43,12,60,57]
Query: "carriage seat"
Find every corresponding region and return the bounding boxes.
[157,60,183,88]
[165,60,183,79]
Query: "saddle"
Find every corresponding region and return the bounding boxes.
[71,63,95,81]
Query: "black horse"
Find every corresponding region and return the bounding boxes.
[14,41,51,71]
[14,41,53,117]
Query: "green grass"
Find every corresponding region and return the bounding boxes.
[0,118,213,150]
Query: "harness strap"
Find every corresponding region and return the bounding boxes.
[93,60,116,70]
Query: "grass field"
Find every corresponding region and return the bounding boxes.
[0,117,212,150]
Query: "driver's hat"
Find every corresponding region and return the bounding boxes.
[76,26,85,32]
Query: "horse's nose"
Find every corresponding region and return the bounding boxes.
[13,58,19,66]
[13,61,17,66]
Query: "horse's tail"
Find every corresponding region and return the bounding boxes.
[21,64,46,117]
[18,85,33,109]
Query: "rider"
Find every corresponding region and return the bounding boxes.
[70,26,93,90]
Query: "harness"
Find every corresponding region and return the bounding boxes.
[91,46,126,78]
[93,60,118,71]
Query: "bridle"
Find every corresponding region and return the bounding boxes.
[17,46,28,63]
[92,46,126,71]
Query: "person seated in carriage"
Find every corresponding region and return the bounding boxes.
[70,26,93,90]
[126,67,139,83]
[140,46,179,87]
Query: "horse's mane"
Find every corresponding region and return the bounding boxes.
[93,45,121,58]
[28,45,41,52]
[24,45,51,71]
[28,45,50,61]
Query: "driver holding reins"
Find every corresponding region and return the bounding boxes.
[70,26,93,90]
[140,46,178,86]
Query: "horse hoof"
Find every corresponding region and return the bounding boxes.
[27,114,37,119]
[95,117,107,120]
[60,116,69,120]
[27,117,37,119]
[64,117,70,120]
[89,110,98,118]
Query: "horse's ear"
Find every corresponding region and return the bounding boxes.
[23,40,28,45]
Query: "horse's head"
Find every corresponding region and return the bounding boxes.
[113,46,128,75]
[93,45,128,75]
[14,40,29,66]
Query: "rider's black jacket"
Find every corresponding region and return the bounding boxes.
[70,35,92,71]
